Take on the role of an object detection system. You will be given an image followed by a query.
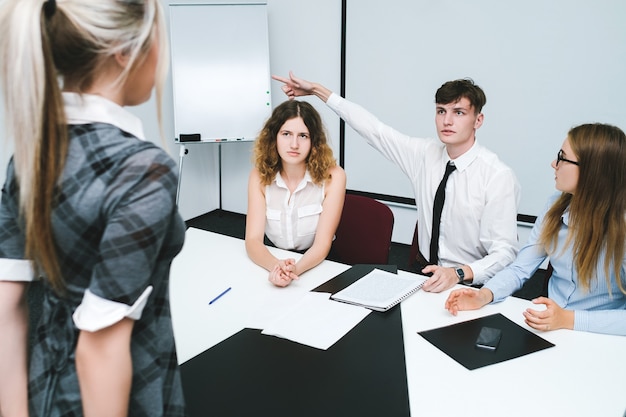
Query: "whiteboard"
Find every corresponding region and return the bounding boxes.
[169,3,271,142]
[344,0,626,217]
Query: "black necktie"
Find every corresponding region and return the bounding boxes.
[429,161,456,264]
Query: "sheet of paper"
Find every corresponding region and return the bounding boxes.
[244,286,316,331]
[261,292,371,350]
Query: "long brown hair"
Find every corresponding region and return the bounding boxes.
[253,100,336,186]
[538,123,626,294]
[0,0,166,293]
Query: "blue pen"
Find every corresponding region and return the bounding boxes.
[209,287,232,305]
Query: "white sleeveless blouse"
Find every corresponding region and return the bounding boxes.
[264,171,325,251]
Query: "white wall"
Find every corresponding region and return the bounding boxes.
[160,0,342,220]
[0,1,541,247]
[343,0,626,220]
[0,0,341,227]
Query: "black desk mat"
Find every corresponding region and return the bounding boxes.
[418,313,555,370]
[180,264,410,417]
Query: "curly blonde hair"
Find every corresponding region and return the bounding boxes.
[253,100,336,185]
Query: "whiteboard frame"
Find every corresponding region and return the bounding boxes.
[169,2,271,143]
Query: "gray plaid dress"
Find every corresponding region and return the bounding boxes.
[0,123,187,416]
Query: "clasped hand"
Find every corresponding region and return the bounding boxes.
[269,258,299,287]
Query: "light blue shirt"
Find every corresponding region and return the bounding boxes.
[485,193,626,336]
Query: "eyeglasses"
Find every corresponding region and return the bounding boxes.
[556,149,579,167]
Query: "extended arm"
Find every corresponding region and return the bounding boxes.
[274,72,424,182]
[0,281,29,417]
[293,166,346,276]
[76,318,134,417]
[244,169,296,286]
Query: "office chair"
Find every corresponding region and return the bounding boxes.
[408,222,435,274]
[328,194,394,265]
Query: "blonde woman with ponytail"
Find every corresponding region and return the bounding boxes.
[446,123,626,336]
[0,1,186,415]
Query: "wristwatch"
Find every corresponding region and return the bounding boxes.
[455,267,465,284]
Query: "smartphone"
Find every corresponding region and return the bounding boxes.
[475,326,502,351]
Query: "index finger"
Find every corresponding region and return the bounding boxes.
[271,74,289,83]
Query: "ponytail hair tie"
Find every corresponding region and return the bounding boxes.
[44,0,56,18]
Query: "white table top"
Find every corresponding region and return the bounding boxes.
[400,272,626,417]
[170,228,626,417]
[169,227,350,363]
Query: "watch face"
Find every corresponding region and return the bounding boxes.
[456,268,464,280]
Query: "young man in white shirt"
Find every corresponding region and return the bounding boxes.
[273,72,520,292]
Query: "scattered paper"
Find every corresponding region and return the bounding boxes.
[261,292,371,350]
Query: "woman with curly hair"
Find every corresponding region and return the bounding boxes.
[245,100,346,287]
[446,123,626,336]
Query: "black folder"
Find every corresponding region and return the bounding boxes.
[418,313,555,370]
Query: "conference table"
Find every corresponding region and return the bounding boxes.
[170,228,626,417]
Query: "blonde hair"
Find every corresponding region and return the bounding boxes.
[539,123,626,294]
[0,0,168,292]
[253,100,336,186]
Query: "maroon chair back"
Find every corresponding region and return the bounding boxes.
[329,194,394,265]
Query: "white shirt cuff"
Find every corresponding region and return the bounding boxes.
[0,258,35,281]
[327,92,342,107]
[72,286,153,332]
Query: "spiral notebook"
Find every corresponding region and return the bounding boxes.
[331,269,427,312]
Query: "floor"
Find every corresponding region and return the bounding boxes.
[186,209,549,301]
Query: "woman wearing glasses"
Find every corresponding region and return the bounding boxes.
[445,123,626,336]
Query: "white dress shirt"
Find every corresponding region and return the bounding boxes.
[326,93,520,284]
